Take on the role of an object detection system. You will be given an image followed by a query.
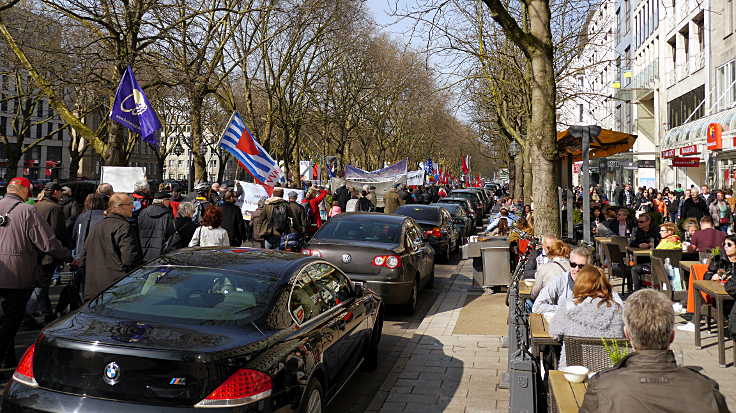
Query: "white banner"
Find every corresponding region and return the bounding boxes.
[407,170,425,186]
[237,181,269,216]
[100,166,146,194]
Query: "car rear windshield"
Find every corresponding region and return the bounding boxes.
[395,206,441,222]
[87,267,279,325]
[314,220,402,243]
[434,204,460,214]
[450,192,477,202]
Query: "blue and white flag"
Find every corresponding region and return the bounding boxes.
[425,158,434,176]
[218,112,284,187]
[109,66,161,145]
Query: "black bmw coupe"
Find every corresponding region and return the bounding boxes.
[2,248,383,413]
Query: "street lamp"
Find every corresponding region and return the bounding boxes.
[508,141,521,157]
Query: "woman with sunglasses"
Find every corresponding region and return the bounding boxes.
[706,235,736,339]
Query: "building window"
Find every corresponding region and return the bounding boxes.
[0,116,5,136]
[578,104,584,122]
[716,61,736,111]
[624,0,630,33]
[35,124,42,139]
[668,85,705,128]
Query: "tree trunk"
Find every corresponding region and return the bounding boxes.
[514,152,523,200]
[190,100,207,184]
[523,143,533,204]
[528,31,559,235]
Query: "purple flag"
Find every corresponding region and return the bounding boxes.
[109,66,161,145]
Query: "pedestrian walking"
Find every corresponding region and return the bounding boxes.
[250,198,267,247]
[259,188,290,249]
[131,180,152,216]
[81,193,143,301]
[356,190,375,212]
[384,185,401,214]
[221,190,247,246]
[189,205,230,247]
[334,183,350,211]
[302,187,328,235]
[171,202,199,249]
[137,192,177,261]
[32,182,69,322]
[0,177,70,368]
[285,191,307,235]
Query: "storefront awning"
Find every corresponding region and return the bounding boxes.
[556,128,637,162]
[663,107,736,148]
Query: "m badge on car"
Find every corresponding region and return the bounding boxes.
[341,254,352,264]
[103,362,121,386]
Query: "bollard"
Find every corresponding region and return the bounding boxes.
[509,348,539,413]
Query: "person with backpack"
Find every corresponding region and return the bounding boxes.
[259,188,291,249]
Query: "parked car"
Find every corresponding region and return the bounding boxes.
[436,197,477,228]
[2,248,383,413]
[393,204,460,263]
[432,202,473,240]
[463,187,492,213]
[448,190,485,225]
[303,213,434,314]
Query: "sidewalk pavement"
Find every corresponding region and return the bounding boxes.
[366,259,510,413]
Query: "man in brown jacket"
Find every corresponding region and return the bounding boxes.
[81,193,143,301]
[383,185,401,214]
[33,182,68,322]
[0,177,70,368]
[579,289,730,413]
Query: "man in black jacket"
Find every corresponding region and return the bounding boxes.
[615,184,635,208]
[82,193,143,301]
[682,189,709,221]
[33,182,68,322]
[334,184,350,211]
[285,191,307,235]
[137,192,176,262]
[629,213,660,248]
[221,190,247,246]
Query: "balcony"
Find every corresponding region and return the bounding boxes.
[690,51,705,74]
[631,59,659,89]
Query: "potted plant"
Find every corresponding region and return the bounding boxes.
[602,338,630,365]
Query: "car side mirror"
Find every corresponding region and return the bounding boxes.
[352,282,365,297]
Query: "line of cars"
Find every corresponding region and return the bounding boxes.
[2,190,493,413]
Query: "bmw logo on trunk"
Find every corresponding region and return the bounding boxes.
[103,362,121,386]
[341,254,352,264]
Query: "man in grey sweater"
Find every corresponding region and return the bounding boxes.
[532,246,592,314]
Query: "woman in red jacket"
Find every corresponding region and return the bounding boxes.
[302,188,327,234]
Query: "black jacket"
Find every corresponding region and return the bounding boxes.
[137,203,176,262]
[286,201,307,234]
[356,197,374,212]
[616,189,635,207]
[173,217,198,249]
[221,202,246,246]
[629,225,660,247]
[71,210,105,259]
[36,198,68,264]
[725,275,736,338]
[605,219,633,237]
[82,213,143,300]
[682,197,708,220]
[334,186,350,211]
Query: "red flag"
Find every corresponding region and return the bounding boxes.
[312,163,319,180]
[461,155,470,175]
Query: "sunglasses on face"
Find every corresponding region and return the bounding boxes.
[726,242,736,248]
[569,262,585,268]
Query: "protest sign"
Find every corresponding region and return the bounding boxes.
[100,166,146,194]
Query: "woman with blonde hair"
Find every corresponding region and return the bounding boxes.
[530,239,571,299]
[490,217,510,237]
[549,265,624,367]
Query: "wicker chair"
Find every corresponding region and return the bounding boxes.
[563,336,630,373]
[605,243,631,293]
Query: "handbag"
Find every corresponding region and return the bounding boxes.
[720,217,730,225]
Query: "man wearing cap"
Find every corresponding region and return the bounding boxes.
[0,177,70,368]
[137,192,176,261]
[33,182,70,322]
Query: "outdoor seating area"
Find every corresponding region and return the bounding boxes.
[505,234,735,413]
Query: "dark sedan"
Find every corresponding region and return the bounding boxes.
[3,248,383,413]
[394,204,460,263]
[303,213,434,315]
[432,202,473,241]
[448,190,484,225]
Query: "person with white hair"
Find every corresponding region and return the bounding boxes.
[131,180,152,214]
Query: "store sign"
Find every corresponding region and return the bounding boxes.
[679,145,700,156]
[607,160,636,169]
[661,149,676,158]
[707,123,723,150]
[637,160,656,168]
[672,157,701,167]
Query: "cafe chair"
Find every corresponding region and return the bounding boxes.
[605,243,632,293]
[564,336,631,373]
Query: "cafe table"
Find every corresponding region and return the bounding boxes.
[693,280,735,367]
[626,246,653,257]
[548,370,588,413]
[529,313,559,358]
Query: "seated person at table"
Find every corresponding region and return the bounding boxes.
[486,208,517,232]
[631,222,683,291]
[549,265,624,367]
[689,216,726,252]
[628,213,660,248]
[579,289,730,413]
[532,246,592,314]
[490,218,510,237]
[605,208,634,237]
[705,235,736,337]
[530,240,571,300]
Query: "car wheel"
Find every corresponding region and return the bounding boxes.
[300,378,324,413]
[362,308,383,371]
[403,278,418,315]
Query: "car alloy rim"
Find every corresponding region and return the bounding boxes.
[307,388,322,413]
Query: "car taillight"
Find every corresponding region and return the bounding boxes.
[301,249,321,257]
[195,369,272,408]
[12,344,38,388]
[424,227,442,238]
[372,255,401,269]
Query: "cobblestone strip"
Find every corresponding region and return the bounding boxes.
[367,260,510,413]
